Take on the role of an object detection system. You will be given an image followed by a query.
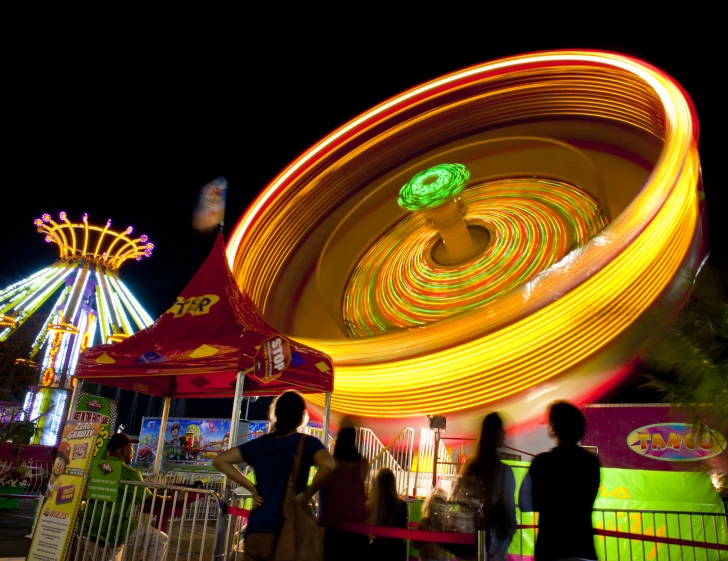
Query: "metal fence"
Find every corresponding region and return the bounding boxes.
[70,481,224,561]
[0,457,53,496]
[355,427,414,496]
[509,508,728,561]
[591,508,728,561]
[62,478,728,561]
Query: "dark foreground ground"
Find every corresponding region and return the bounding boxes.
[0,499,34,559]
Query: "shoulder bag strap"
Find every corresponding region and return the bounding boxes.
[282,434,307,506]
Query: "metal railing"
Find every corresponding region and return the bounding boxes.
[413,428,459,494]
[301,425,334,451]
[355,427,414,495]
[503,508,728,561]
[217,501,728,561]
[71,480,225,561]
[591,508,728,561]
[49,474,728,561]
[0,457,52,496]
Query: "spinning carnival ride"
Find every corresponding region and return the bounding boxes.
[0,213,154,445]
[227,51,705,441]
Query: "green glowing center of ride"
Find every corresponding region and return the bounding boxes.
[397,163,470,211]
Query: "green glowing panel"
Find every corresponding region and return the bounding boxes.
[397,163,470,211]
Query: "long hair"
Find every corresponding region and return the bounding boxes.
[367,467,399,525]
[268,391,308,435]
[333,426,362,462]
[421,489,448,531]
[464,412,504,491]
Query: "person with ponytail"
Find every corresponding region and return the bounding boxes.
[213,391,336,561]
[452,412,516,561]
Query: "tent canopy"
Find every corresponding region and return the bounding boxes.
[75,235,333,398]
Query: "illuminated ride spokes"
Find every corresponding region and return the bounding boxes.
[0,212,154,445]
[344,170,609,336]
[226,51,702,436]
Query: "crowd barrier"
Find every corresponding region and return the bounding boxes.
[0,457,53,497]
[222,504,728,561]
[70,480,224,561]
[53,479,728,560]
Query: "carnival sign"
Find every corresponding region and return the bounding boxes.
[166,294,220,318]
[627,423,727,462]
[27,417,102,561]
[253,336,291,384]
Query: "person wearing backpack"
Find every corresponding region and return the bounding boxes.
[452,412,516,561]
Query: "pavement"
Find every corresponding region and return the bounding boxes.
[0,499,35,559]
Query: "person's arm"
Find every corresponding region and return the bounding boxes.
[519,456,540,513]
[518,469,534,513]
[212,447,263,507]
[493,466,517,557]
[298,447,336,502]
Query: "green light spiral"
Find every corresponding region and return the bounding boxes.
[397,163,470,211]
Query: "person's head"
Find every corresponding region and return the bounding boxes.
[171,422,181,438]
[53,442,70,476]
[422,488,449,522]
[269,391,308,435]
[368,467,399,525]
[480,412,505,449]
[548,401,586,445]
[465,412,505,483]
[107,433,134,465]
[333,426,362,462]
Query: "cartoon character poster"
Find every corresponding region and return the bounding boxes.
[27,417,101,561]
[134,417,231,472]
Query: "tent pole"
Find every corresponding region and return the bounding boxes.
[153,397,171,480]
[224,370,245,498]
[66,381,83,420]
[323,392,332,448]
[229,371,244,450]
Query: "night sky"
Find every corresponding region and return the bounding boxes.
[2,27,724,431]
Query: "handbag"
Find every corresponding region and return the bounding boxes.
[273,435,323,561]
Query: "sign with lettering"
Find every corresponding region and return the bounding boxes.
[75,394,117,461]
[627,423,727,462]
[27,418,101,561]
[253,336,292,384]
[87,457,122,502]
[166,294,220,318]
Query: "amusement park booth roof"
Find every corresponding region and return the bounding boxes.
[73,234,334,472]
[74,233,333,399]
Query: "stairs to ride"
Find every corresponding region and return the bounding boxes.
[355,427,415,495]
[355,427,463,497]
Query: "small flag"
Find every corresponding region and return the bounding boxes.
[193,177,227,232]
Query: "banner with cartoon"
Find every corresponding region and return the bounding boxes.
[134,417,231,472]
[27,417,101,561]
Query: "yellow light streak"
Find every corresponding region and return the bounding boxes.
[227,51,702,418]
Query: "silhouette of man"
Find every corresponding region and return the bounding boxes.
[519,402,601,561]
